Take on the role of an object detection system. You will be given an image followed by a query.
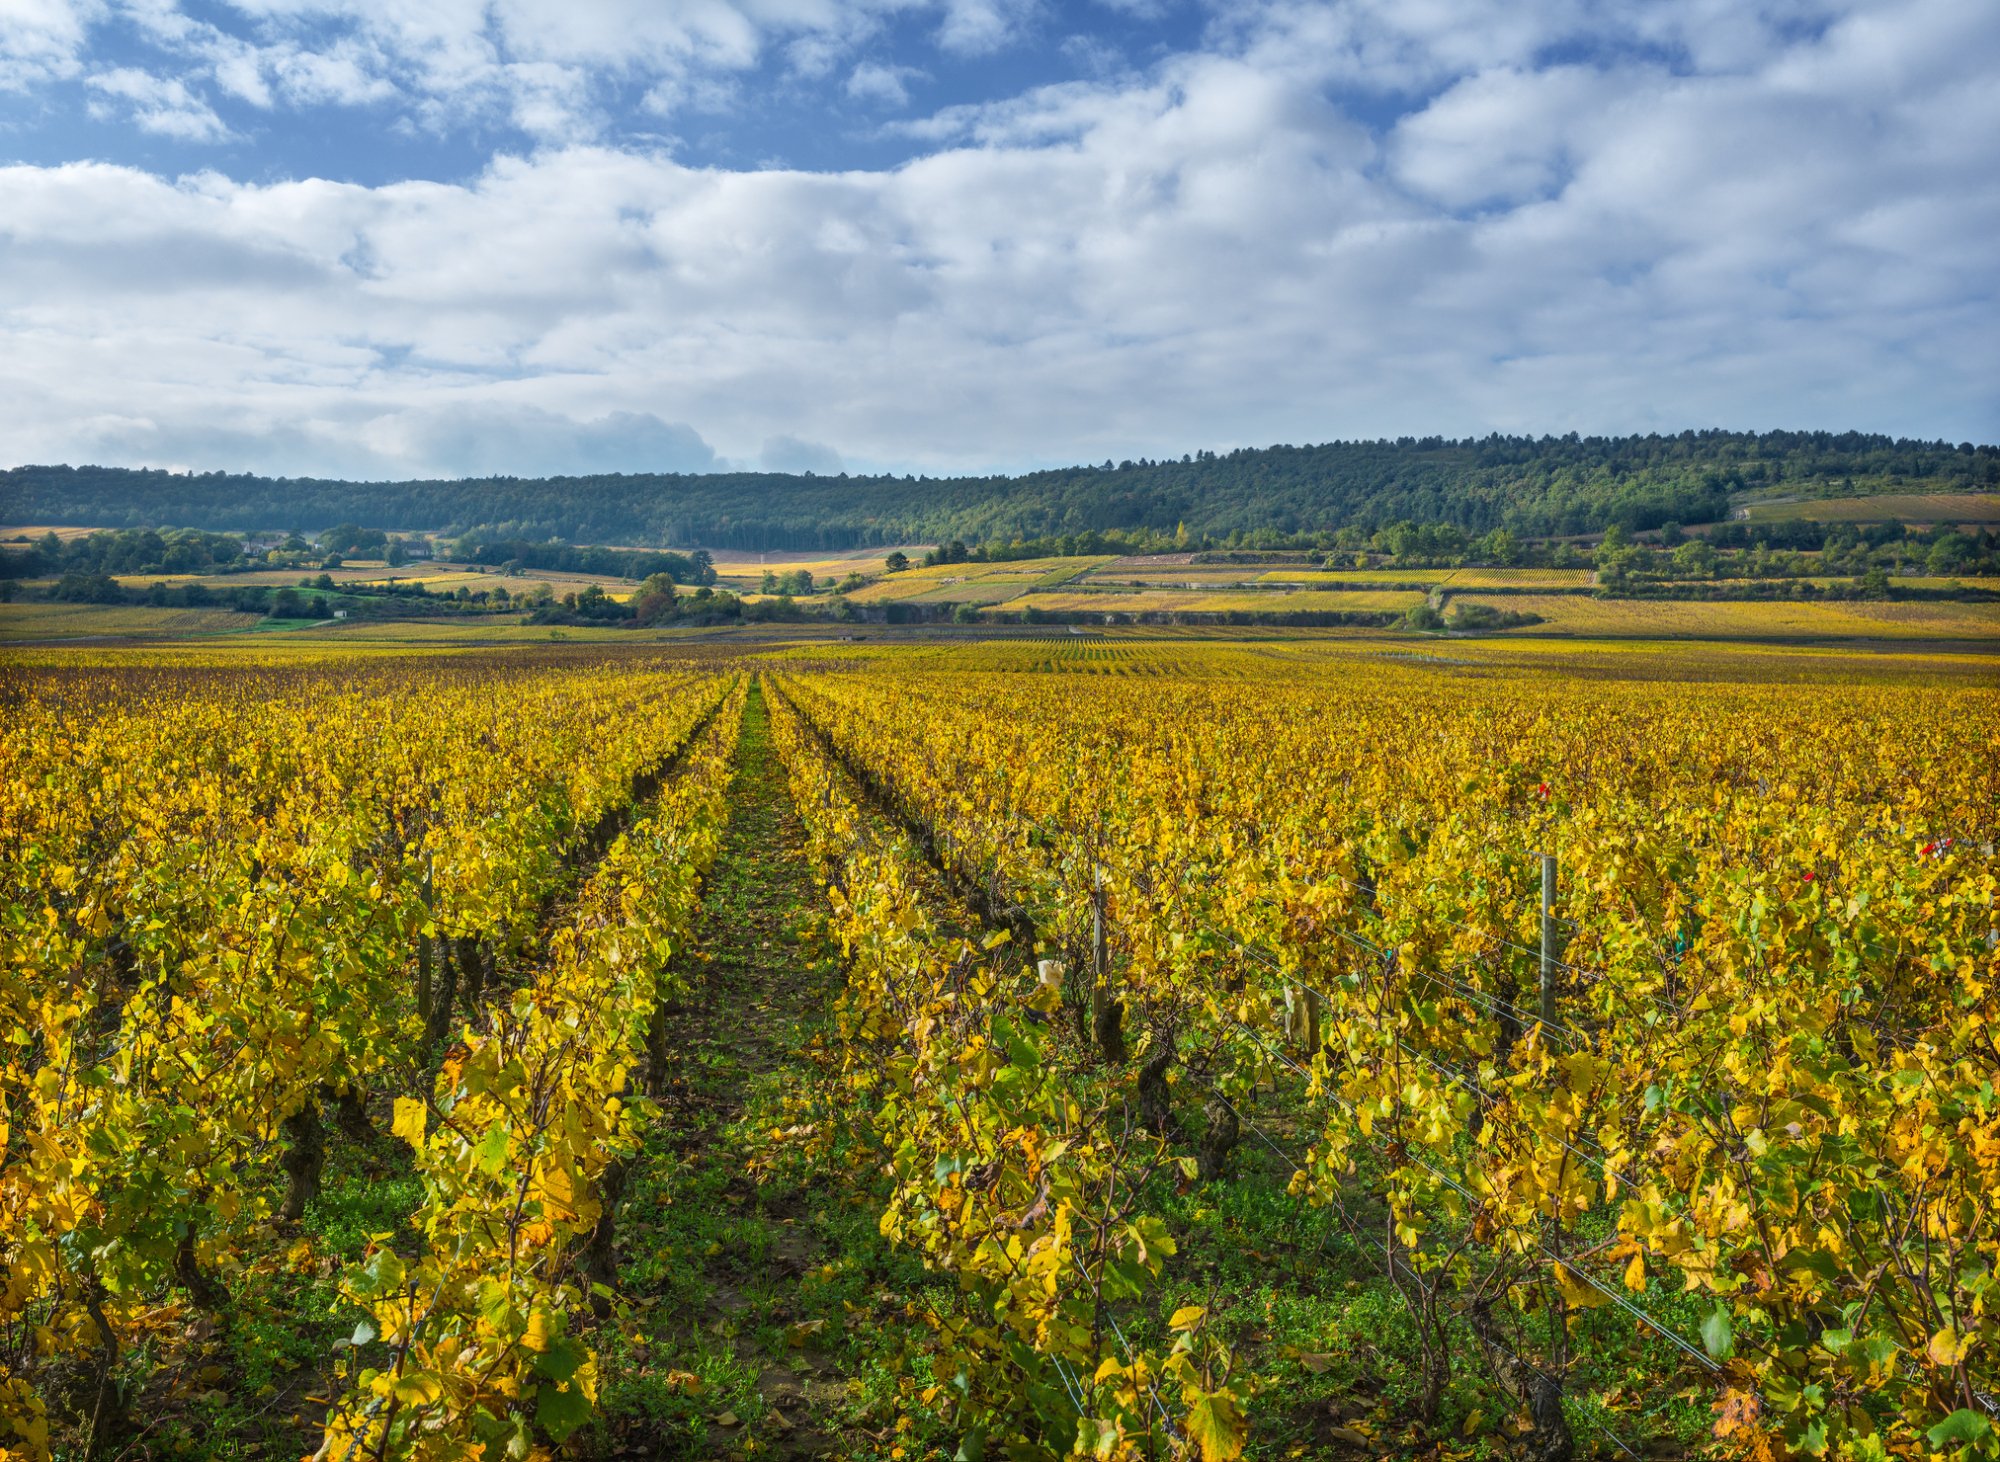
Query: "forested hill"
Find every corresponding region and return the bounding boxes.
[6,431,1994,550]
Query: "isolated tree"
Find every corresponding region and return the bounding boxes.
[632,573,677,625]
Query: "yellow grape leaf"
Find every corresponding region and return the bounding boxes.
[522,1309,555,1354]
[1169,1305,1207,1332]
[1928,1327,1970,1367]
[391,1097,426,1146]
[1552,1262,1607,1310]
[1184,1391,1248,1462]
[538,1162,580,1212]
[390,1371,443,1407]
[1623,1253,1647,1292]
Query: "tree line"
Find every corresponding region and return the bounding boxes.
[6,430,1992,551]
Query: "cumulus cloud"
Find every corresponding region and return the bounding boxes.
[0,0,1994,479]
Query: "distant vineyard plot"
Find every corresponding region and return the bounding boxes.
[1740,491,2000,523]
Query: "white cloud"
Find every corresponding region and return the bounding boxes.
[0,0,105,89]
[846,59,921,107]
[1389,65,1628,211]
[935,0,1038,56]
[85,65,232,138]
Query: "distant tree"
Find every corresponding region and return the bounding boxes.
[1446,602,1504,630]
[321,523,387,556]
[883,551,910,572]
[1475,528,1519,566]
[632,573,678,625]
[1926,533,1973,575]
[1672,540,1717,578]
[53,572,123,604]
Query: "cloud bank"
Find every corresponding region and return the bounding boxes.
[0,0,1994,479]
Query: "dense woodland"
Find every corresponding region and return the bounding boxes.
[6,431,1994,550]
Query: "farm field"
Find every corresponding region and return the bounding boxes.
[1452,594,2000,639]
[708,547,930,591]
[842,556,1110,604]
[1257,567,1597,589]
[1739,491,2000,523]
[0,525,101,543]
[16,559,646,601]
[1078,565,1279,586]
[1000,587,1427,615]
[0,602,261,640]
[1,635,1994,1462]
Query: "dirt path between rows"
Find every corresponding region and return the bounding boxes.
[592,682,919,1462]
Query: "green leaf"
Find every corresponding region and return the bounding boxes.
[353,1248,405,1299]
[535,1380,593,1442]
[1701,1304,1735,1362]
[536,1336,587,1385]
[473,1123,511,1176]
[1927,1411,1993,1448]
[349,1319,378,1348]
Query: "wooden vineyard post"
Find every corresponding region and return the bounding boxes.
[1539,852,1558,1030]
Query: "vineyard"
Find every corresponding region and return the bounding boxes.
[1,639,1995,1461]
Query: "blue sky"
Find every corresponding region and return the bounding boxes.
[0,0,1994,480]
